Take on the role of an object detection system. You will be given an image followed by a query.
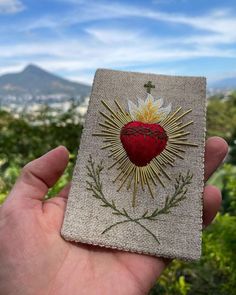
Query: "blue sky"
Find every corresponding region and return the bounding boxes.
[0,0,236,85]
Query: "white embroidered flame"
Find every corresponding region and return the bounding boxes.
[128,94,172,123]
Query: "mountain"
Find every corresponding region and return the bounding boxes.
[0,64,91,106]
[2,65,235,105]
[208,76,236,95]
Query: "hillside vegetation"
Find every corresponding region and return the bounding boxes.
[0,93,236,294]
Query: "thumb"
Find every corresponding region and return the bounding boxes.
[6,146,69,206]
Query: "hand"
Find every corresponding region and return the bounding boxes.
[0,137,228,295]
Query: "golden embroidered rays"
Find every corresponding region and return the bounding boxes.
[93,97,197,207]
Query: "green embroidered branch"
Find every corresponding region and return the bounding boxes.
[86,155,193,244]
[140,171,193,220]
[86,155,130,219]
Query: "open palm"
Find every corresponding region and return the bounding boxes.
[0,137,228,295]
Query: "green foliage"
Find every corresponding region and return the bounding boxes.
[151,92,236,294]
[150,214,236,295]
[1,93,236,294]
[207,91,236,164]
[209,163,236,215]
[207,92,236,140]
[203,214,236,293]
[0,101,82,202]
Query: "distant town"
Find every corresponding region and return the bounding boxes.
[1,64,236,117]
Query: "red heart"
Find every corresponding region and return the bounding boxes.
[120,121,168,167]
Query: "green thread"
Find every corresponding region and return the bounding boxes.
[86,155,193,244]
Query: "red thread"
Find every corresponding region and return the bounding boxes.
[120,121,168,167]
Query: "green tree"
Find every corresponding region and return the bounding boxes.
[1,92,236,294]
[150,214,236,295]
[0,101,83,201]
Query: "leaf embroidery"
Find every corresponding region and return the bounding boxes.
[86,155,193,244]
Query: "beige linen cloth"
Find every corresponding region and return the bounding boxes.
[61,69,206,261]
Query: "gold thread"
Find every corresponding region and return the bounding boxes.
[169,141,198,147]
[108,148,125,158]
[161,107,182,126]
[132,167,138,207]
[108,155,127,169]
[117,155,131,170]
[127,168,135,190]
[173,109,192,122]
[99,111,120,128]
[165,147,184,159]
[114,100,132,122]
[171,121,193,132]
[167,145,185,153]
[147,166,157,186]
[159,154,174,167]
[113,161,130,182]
[169,132,191,139]
[120,162,133,181]
[160,107,182,127]
[153,159,171,180]
[95,100,198,203]
[101,143,113,150]
[99,122,119,132]
[143,170,154,199]
[149,162,165,187]
[140,167,145,190]
[117,165,134,192]
[101,100,126,126]
[101,129,120,136]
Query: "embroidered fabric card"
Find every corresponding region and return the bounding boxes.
[61,69,206,261]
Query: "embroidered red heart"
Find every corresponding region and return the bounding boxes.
[120,121,168,167]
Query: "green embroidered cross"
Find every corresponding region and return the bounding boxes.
[144,81,155,94]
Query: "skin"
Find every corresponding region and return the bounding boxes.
[0,137,228,295]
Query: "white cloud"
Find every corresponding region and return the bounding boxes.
[207,71,236,84]
[66,73,95,84]
[0,1,236,82]
[51,2,236,34]
[0,31,235,77]
[152,0,188,4]
[85,27,142,44]
[0,0,25,14]
[15,2,236,47]
[0,63,25,75]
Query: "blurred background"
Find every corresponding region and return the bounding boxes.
[0,0,235,294]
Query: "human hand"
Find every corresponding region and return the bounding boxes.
[0,137,228,295]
